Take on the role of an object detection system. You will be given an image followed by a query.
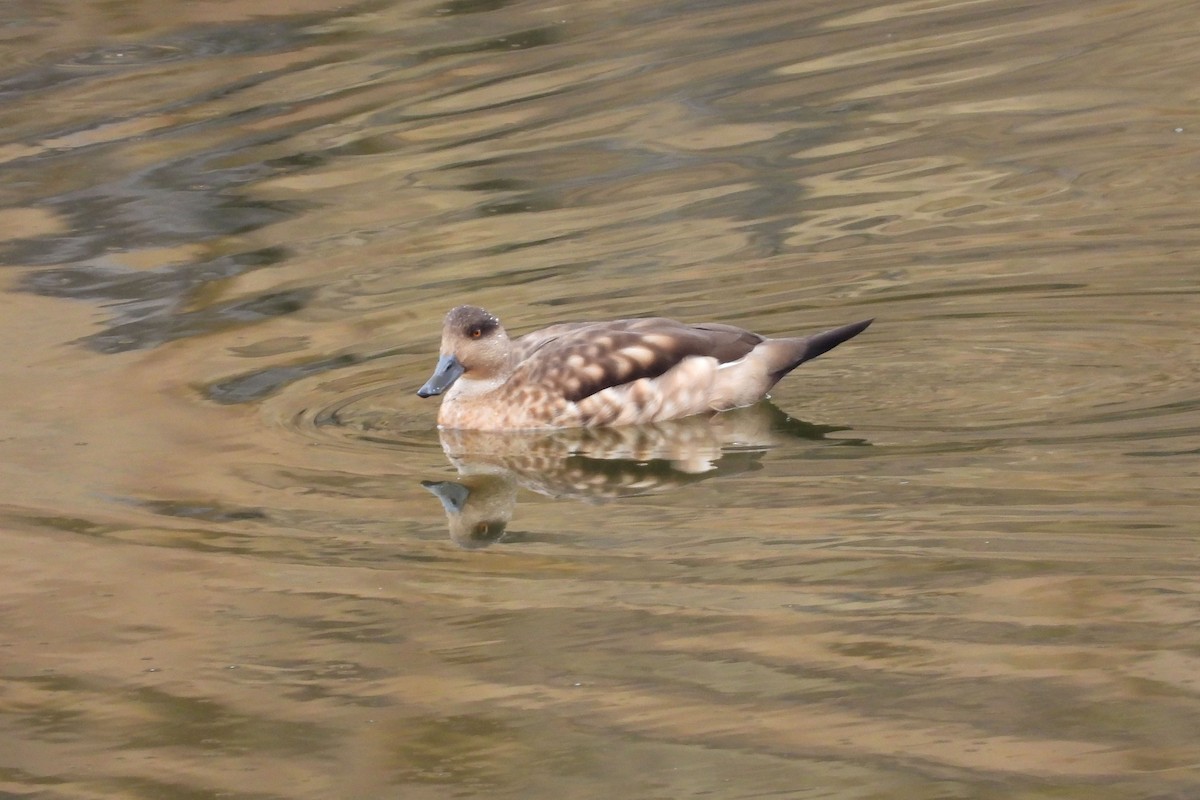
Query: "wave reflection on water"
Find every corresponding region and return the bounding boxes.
[2,0,1200,798]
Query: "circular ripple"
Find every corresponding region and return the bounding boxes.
[254,357,444,456]
[303,383,441,451]
[55,44,186,69]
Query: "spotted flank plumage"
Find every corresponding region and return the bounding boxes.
[417,305,872,430]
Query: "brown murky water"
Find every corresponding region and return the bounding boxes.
[2,0,1199,797]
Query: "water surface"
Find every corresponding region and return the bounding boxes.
[1,0,1198,798]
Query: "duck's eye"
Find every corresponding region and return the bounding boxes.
[469,327,482,339]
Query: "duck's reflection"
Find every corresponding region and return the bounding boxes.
[422,475,517,548]
[423,402,851,548]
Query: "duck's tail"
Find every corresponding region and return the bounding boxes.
[767,318,874,382]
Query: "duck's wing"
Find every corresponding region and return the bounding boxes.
[510,318,762,403]
[511,322,594,362]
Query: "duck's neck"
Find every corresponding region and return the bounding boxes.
[444,371,509,401]
[442,342,517,402]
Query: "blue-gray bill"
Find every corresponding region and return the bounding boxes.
[417,353,465,397]
[421,480,470,513]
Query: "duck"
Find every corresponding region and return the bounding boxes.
[417,305,872,430]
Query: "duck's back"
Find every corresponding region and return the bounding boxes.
[510,318,763,404]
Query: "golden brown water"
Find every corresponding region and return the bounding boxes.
[2,0,1199,797]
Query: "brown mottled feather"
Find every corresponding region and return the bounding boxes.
[511,318,762,403]
[509,322,592,362]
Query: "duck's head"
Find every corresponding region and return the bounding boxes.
[417,305,512,397]
[421,477,514,549]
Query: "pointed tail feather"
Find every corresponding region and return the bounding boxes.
[802,318,873,362]
[770,318,873,380]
